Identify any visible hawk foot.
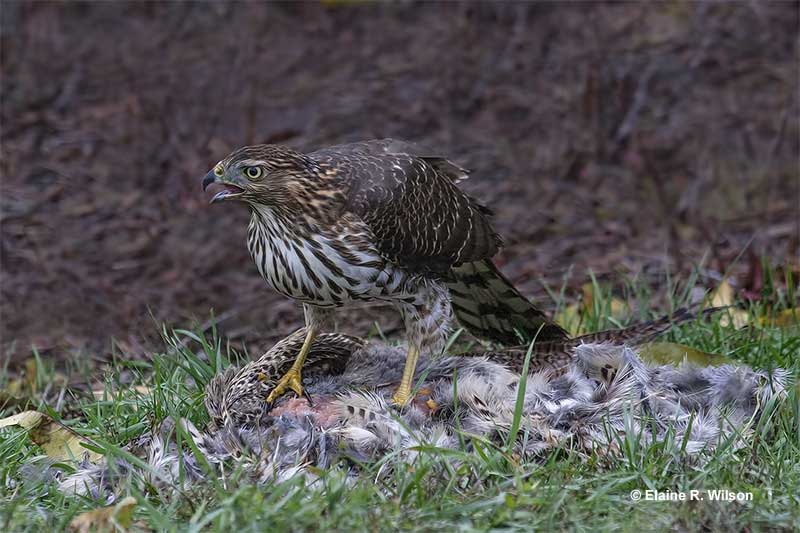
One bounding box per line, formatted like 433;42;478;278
266;368;305;403
390;386;413;407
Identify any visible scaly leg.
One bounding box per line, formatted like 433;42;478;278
391;344;420;406
266;325;318;402
266;305;335;403
391;283;453;407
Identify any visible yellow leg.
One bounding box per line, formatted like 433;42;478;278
266;327;317;403
391;344;421;406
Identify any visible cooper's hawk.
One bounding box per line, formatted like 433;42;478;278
202;139;566;406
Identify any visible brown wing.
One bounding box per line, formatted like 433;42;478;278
309;139;501;273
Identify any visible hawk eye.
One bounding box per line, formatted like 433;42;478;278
245;166;263;180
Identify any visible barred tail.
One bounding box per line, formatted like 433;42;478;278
446;259;567;345
567;306;726;346
465;307;727;374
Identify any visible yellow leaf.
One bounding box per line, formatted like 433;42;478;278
17;358;68;395
706;279;749;328
709;279;736;307
5;378;26;397
639;342;732;367
68;496;137;533
581;283;595;311
609;297;629;319
0;410;44;429
25;358;38;393
0;389;32;410
555;303;585;336
580;283;629;320
719;308;750;329
0;410;103;462
759;307;800;328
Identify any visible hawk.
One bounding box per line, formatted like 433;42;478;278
202;139;565;406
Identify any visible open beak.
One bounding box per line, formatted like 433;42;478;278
202;171;244;204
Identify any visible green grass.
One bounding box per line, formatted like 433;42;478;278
1;277;799;532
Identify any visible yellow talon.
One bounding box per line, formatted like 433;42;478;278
266;368;304;402
265;325;318;404
391;387;412;407
391;344;421;407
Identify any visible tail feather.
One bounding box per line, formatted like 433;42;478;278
446;259;567;345
470;306;727;374
567;306;726;347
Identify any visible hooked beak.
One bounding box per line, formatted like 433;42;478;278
202;170;245;204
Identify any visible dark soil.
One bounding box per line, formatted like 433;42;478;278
1;2;798;364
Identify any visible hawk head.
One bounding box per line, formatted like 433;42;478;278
202;144;315;205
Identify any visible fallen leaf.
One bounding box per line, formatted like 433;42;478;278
25;358;38;393
719;308;750;329
0;389;32;410
581;283;596;310
0;410;103;462
555;303;585;336
0;410;44;429
18;358;69;395
609;297;629;319
68;496;137;533
707;279;749;328
759;307;800;328
639;342;732;367
580;283;629;320
4;378;26;397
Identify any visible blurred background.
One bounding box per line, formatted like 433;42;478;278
1;2;798;364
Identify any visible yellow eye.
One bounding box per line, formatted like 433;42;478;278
214;165;224;177
245;166;263;180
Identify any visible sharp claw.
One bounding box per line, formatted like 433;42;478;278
266;370;305;403
301;388;315;407
391;390;412;408
265;388;281;403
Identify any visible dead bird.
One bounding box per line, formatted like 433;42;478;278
55;338;788;502
208;306;724;429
